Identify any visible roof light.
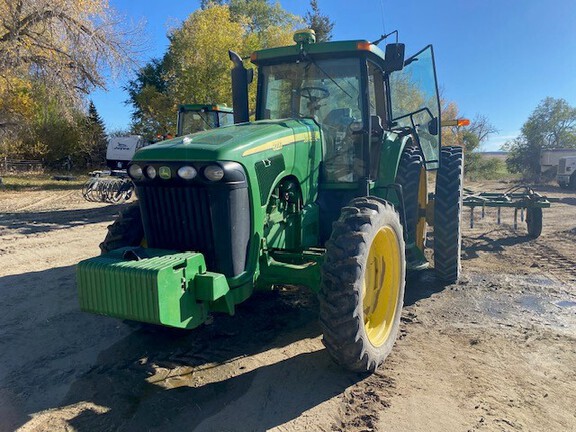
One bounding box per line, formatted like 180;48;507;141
357;41;372;51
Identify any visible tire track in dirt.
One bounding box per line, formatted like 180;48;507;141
526;240;576;283
0;190;75;213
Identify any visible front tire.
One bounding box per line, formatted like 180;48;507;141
319;197;405;372
433;146;464;283
100;203;144;254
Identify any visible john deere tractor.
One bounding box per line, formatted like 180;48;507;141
77;30;463;372
176;104;234;136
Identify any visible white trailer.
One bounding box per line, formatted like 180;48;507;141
540;149;576;174
106;135;145;170
557;156;576;189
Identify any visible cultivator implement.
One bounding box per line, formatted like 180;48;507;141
463;185;550;238
82;170;134;204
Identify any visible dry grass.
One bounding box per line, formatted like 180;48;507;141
0;173;88;192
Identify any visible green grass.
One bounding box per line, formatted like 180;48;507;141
465;157;520;182
0;173;88;192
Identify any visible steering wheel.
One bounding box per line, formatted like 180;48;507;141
297;86;330;102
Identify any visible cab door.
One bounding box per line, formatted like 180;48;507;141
388;45;441;169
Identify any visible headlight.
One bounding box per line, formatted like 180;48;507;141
177;165;197;180
128;164;143;179
146;165;157;179
204;164;224;181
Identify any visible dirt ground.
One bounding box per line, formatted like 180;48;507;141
0;180;574;432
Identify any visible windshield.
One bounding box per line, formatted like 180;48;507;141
259;58;366;182
177;111;218;136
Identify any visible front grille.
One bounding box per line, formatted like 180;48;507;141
135;181;251;278
137;185;217;269
559;158;567;174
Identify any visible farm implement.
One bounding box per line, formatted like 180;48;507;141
463;184;550;238
82;170;134;204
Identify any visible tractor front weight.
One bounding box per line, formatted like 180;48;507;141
77;247;234;329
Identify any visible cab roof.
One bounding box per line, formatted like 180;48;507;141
250;39;387;66
178;104;233;113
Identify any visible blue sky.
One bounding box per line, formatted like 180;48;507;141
91;0;576;151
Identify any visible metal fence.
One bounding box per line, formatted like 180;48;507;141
0;158;44;173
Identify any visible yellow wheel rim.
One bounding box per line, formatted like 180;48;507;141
416;166;428;251
363;226;401;347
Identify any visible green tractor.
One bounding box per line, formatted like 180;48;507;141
176;104;234;136
77;30;463;372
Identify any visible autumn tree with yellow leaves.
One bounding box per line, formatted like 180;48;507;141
128;1;301;139
0;0;138;167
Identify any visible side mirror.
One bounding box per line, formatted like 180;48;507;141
428;117;439;136
383;43;405;73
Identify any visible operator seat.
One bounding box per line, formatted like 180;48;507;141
321;108;352;155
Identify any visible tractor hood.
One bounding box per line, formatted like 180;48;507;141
133;119;320;162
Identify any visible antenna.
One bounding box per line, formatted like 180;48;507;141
379;0;386;35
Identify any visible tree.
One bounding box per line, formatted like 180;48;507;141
468;113;498;145
125;56;175;140
83;101;108;166
167;6;245;112
0;0;140;170
0;0;138;111
127;2;300;136
505;97;576;178
305;0;334;42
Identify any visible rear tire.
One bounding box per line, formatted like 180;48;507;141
100;203;144;254
526;207;543;239
433;146;464;283
395;146;427;256
319;197;405;372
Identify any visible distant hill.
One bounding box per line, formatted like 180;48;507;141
479;151;508;161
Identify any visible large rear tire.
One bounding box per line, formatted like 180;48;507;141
319;197;405;372
433;146;464;283
100;203;144;254
395;146;428;255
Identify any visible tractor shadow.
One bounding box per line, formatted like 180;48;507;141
404;269;447;306
60;288;360;431
64;348;359;432
0;204;125;235
12;284;367;431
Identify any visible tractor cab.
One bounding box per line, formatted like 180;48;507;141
243;30;442;183
242;29;443;243
176;104;234;136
